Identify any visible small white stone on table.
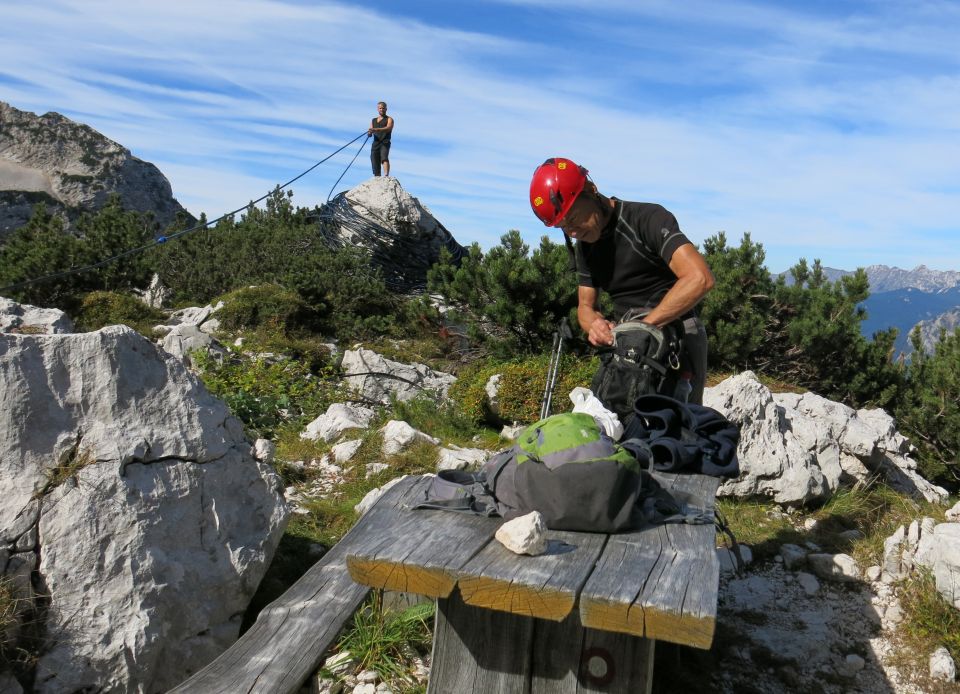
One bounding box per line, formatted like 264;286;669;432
495;511;548;556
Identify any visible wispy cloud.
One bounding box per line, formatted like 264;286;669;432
1;0;958;271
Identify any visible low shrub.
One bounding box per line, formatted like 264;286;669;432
192;349;343;439
215;284;312;333
73;291;166;334
448;354;597;426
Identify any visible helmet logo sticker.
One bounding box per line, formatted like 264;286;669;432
557;161;567;170
534;196;544;207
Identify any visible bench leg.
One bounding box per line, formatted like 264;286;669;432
428;589;654;694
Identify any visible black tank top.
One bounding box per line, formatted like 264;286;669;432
372;116;391;145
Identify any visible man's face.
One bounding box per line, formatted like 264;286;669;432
558;191;602;243
377;103;387;116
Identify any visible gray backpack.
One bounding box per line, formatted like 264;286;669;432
414;412;711;533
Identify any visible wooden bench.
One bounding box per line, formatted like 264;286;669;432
170;472;720;693
168;476;423;693
347;472;721;693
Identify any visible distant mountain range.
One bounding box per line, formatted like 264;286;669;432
780;265;960;354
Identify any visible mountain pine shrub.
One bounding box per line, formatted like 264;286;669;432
897;326;960;485
427;231;579;357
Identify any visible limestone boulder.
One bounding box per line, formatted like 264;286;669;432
916;523;960;611
0;326;287;692
301;403;376;443
703;371;827;505
704;371;947;506
341;348;455;405
0;296;73;334
317;176;465;291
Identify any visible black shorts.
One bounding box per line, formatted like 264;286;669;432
371;142;390;173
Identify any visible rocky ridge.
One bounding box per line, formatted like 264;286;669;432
913;307;960;354
0;101;194;238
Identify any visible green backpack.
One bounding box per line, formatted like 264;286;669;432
416;412;709;533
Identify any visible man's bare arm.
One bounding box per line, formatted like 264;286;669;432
641;243;715;327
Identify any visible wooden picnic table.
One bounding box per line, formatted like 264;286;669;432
346;472;721;694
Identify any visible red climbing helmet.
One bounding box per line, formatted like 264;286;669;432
529;157;588;227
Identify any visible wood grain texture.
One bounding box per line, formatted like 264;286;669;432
428;589;534;694
167;476;424;693
429;590;655;694
346;478;502;597
579;473;720;649
457;532;607;621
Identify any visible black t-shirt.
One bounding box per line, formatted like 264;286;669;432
576;199;691;319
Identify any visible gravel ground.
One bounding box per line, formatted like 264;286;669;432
652;557;958;694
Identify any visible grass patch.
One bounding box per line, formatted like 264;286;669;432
0;575;44;682
896;569;960;690
0;578;21;669
333;591;433;688
715;497;803;561
33;443;94;499
705;370;806;394
389;393;500;450
809;481;943;567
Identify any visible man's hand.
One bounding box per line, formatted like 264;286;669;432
587;317;616;346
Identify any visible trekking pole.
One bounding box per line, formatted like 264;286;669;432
540;318;572;419
540;332;560;420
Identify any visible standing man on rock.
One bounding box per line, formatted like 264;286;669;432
529;157;715;404
368;101;394;177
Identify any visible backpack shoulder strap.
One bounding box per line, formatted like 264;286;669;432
411;469;500;517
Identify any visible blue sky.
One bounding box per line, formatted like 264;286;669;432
2;0;958;273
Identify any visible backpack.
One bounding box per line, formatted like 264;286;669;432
590;319;683;426
414;412;710;533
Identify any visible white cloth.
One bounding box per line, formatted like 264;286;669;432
569;387;624;441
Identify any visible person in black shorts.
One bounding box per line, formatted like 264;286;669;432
529;157;715;404
368;101;394;176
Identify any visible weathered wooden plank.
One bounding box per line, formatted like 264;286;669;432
578;473;720;649
168;475;427;694
346;492;501;598
428;589;534;694
457;532;607;621
635;523;718;648
429;589;655;694
531;609;655;694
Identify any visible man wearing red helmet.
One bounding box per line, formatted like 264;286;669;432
529;157;715;404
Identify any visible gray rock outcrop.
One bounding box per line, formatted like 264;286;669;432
0;101;195;238
316;176;465;291
340;347;456;405
884;518;960;611
0;325;287;692
0;296;73;334
704;371;948;506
